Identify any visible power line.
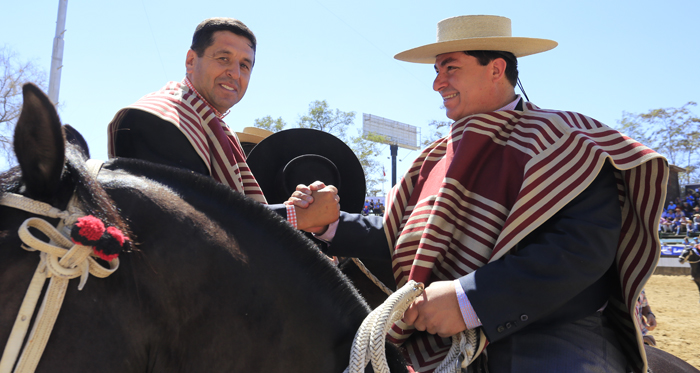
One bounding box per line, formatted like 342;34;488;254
140;0;168;81
313;0;425;88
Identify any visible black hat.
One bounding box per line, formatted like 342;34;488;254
246;128;366;213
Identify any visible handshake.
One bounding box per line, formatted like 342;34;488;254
285;181;340;234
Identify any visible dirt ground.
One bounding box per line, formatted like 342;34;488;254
644;274;700;368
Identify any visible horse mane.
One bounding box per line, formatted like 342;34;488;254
107;157;372;320
0;145;133;251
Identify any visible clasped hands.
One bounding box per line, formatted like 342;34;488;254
286;181;340;233
287;183;467;338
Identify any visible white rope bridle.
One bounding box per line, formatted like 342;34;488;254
344;280;479;373
0;160;119;373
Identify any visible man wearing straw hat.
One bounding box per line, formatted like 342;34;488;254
294;15;666;372
106;18;339;232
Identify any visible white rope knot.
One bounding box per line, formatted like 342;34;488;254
344;280;479;373
0;186;119;373
19;217;119;290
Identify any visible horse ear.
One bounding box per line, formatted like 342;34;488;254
13;83;66;200
63;124;91;159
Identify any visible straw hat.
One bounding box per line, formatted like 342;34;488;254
394;15;558;64
236;127;273;144
236;127;274;156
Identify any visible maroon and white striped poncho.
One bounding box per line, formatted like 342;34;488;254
107;80;266;203
384;102;667;373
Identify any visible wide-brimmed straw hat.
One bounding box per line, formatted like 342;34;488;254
236;127;274;156
395;15;557;64
236;127;273;144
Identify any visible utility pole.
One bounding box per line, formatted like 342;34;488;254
389;144;398;187
48;0;68;105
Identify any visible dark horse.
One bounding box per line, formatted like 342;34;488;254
679;245;700;301
0;84;407;372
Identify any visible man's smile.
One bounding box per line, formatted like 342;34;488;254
220;83;237;92
442;92;458;101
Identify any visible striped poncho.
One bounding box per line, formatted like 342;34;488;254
384;102;667;373
107;80;266;203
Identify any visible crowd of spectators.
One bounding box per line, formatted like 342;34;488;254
659;189;700;235
362;199;385;216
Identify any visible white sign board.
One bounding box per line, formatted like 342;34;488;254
362;113;420;150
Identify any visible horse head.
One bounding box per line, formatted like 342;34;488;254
679;246;700;264
1;84;407;373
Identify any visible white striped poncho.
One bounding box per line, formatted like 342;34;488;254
107;80;267;203
384;102;667;373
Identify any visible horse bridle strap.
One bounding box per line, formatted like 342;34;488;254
687;249;700;264
0;159;116;373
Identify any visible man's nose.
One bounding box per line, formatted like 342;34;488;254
433;73;446;92
226;63;241;79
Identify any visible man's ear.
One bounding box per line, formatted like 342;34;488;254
185;49;196;75
491;58;507;82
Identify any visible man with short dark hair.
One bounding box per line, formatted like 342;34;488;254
108;18;339;231
294;15;667;373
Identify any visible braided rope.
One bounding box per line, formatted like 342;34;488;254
0;193;82;225
0;160;117;373
350;258;393;296
0;216;119;373
344;280;478;373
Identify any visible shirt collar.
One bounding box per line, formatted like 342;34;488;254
496;95;521;112
183;77;231;119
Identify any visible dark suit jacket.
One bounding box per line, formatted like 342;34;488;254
110;108;288;218
325;161;621;345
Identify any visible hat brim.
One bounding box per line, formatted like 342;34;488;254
246;128;366;213
237;132;267;144
395;37;558;64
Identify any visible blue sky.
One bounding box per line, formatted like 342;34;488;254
2;0;699;195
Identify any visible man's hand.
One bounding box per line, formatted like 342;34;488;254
290;181;340;232
645;313;657;331
402;280;467;338
286;181;326;208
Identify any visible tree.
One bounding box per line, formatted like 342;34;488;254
617;102;700;184
253;115;286;132
296;100;386;196
1;46;48;161
298;100;353;140
351;131;387;196
422;119;452;146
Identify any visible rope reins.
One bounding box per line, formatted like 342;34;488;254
346;258;393;296
344;280;480;373
0;160;120;373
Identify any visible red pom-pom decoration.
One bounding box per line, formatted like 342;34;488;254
71;215;105;245
92;248;120;262
106;226;127;246
92;226;129;261
69;215;129;261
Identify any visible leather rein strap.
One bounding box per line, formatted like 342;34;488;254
0;160;118;373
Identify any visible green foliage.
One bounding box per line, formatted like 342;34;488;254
350;131;387;196
294;100;387;196
617;102;700;184
297;100;354;140
422;119;452;146
253;115;286;132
